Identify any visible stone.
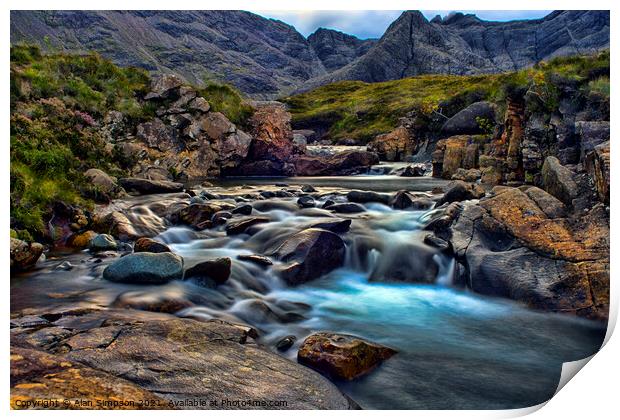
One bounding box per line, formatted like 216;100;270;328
66;230;98;249
389;190;415;209
118;178;184;195
136;118;178;152
585;141;610;204
175;203;223;229
307;218;352;233
276;335;296;352
324;203;366;213
93;211;140;241
237;254;273;266
367;126;416;161
248;104;295;162
112;290;192;314
347;190;390;204
451;168;481;182
10;238;44;271
144;74;184;100
232;204;253;215
297;332;397;381
294;150;379;176
436;181;485;205
301;184;317;193
184;257;232;286
297;196;316;208
217;130;252;168
524;186;566;219
541;156;578;205
88;234;117;251
188;96;210;113
400;165;426;177
103;252;184;284
226;217;270;235
441;101;496;135
423;234;451;252
274;228;346;285
84;168;118;194
134;237;171;253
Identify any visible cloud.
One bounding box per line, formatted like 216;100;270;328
252;10;552;39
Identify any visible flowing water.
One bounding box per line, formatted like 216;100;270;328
11;175;606;409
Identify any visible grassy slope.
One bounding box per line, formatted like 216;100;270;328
10;44;253;241
282;51;610;142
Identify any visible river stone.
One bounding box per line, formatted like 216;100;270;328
346;190;390;204
274;228;346;285
12;313;352;409
175;203;223;228
112;290;192;314
307;218;352;233
226;217;270;235
541;156;578;205
325;202;366;213
10;238;44;271
232;204;253;215
184;257;232;286
297;332;397;381
436;181;485;205
88;234;117;251
276;335;297;352
301;184;317;192
66;230;98;248
134;237;171;253
237;254;273;266
118;178;184;195
103;252;184;284
297;196;316;208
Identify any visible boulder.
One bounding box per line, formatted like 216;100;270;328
367;126;415;161
297;332;397;380
144;74;184;100
119;178;184;195
134;237;171;253
436;181;485;205
585;141;610;204
307;218;352;233
301;184;317;193
232;204;253;215
112;290;192;314
248;104;295;162
66;230;97;249
237;254;273;266
294;150;379;176
400;165;426;177
93;211;140;241
541;156;578;205
103;252;184;284
274;228;346;285
174;203;223;229
10;238;44;271
136;118;178;152
324;203;366;213
88;234;117;251
451;168;481;182
347;190;390;205
389;190;416;209
276;335;297;352
188;97;210;113
84;169;119;195
184;257;232;286
441;101;496;135
523;186;566;219
297;196;316;208
226;217;270;235
217;130;252;168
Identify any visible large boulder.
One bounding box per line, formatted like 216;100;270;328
134;237;171;253
432;135;481;179
347;190;390;205
10;238;44;271
136;118;178;152
367;126;416;161
273;228;346;285
541;156;578;205
174;203;224;229
144;74;184;100
293;150;379;176
84;169;119;195
103;252;184;284
226;217;270;235
184;257;232;286
585;141;610;204
10;313;354;409
248;104;295;162
436;181;485;205
441;101;496;135
119;178;184;195
217;130;252;169
298;332;397;380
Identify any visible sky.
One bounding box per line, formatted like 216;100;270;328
252;10;552;39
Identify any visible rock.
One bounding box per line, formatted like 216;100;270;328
66;230;98;248
226;217;270;235
307;218;352;233
84;168;119;195
248;104;295;162
118;178;184;195
184;257;232;286
585;140;610;204
436;181;485;205
325;203;366;213
144;74;184;100
297;332;397;381
112;290;192;313
136;118;178;152
10;238;44;271
103;252;184;284
294;150;379;176
88;234;117;251
217;130;252;168
523;186;566;219
188;96;210;113
237;254;273;266
134;237;171;253
451;168;481;182
401;165;426;177
276;335;296;352
441;101;496;135
423;234;451;252
274;228;346;285
93;211;139;241
301;184;317;193
10;346;168;409
432;135;479;179
541;156;578;205
322;199;336;208
346;190;390;204
10;313;353;409
174;203;223;228
575;120;610;158
297;196;316;208
389;190;415;209
54;261;74;271
367;126;415;161
232;204;253;215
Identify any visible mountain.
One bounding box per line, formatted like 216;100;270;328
10;10;328;98
307;28;376;71
11;10;610;98
301;10;610;90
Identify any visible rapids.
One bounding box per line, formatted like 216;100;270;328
10;175;606;409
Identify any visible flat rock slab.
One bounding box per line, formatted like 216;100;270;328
119;178;184;195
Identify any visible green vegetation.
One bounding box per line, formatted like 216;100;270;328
283;50;610;142
198;82;254;128
10;44;152;240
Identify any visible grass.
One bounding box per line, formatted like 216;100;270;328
198;82;255;128
282;50;610;142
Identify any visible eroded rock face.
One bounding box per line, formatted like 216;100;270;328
367;126;416;161
10;311;354;409
10;238;44;271
297;332;397;380
249;104;295;162
103;252;184;284
274;228;346;285
441;101;496;135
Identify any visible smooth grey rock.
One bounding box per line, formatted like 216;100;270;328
103;252;184;284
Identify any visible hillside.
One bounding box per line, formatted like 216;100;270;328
283;50;610;142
